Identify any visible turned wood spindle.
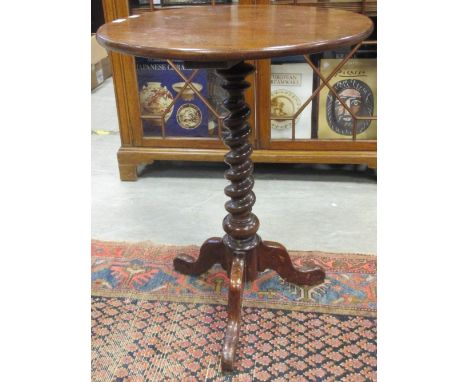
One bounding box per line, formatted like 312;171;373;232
217;62;260;254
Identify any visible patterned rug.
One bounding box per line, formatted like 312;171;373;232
92;240;377;381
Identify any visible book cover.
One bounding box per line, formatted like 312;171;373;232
270;63;313;140
136;57;220;138
318;59;377;140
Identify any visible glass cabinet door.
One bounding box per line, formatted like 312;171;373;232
267;47;377;144
122;0;376;148
316;54;377;141
270;56;315;140
125;0;247;147
136;58;228;139
264;3;377;148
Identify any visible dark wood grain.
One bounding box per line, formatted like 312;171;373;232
258;240;325;286
221;252;245;372
216;62;260;253
172;235;325;372
174;237;229;275
96;5;373;61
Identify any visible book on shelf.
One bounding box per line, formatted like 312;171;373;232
270;63;314;140
318;58;377;140
135;57;222;138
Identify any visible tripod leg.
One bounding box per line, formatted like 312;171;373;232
258;241;325;286
221;252;245;372
173;237;228;276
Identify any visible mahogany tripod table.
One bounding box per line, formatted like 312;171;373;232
97;5;373;373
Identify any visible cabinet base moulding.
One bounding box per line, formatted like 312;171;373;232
117;146;376;181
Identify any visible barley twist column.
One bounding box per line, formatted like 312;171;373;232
216;61;259;371
216;62;260;255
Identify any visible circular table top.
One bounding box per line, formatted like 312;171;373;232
97;5;373;62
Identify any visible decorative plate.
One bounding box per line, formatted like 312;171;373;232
176;103;202;130
270;89;302;130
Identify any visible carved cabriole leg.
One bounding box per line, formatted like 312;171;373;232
221;251;245;372
173;237;229;275
257;241;325;286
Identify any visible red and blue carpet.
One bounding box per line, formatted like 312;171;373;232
91;240;376;381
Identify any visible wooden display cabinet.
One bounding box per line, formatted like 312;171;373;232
101;0;377;181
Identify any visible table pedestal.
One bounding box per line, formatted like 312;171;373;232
174;61;325;372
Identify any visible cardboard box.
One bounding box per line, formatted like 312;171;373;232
91;34;112;90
